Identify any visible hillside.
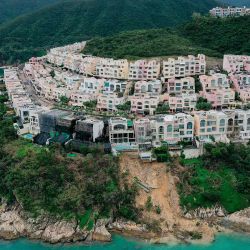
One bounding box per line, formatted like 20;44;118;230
84;15;250;59
219;0;250;7
0;0;60;24
0;0;217;64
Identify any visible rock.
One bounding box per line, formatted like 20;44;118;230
0;210;27;240
93;225;111;242
222;207;250;233
41;220;77;243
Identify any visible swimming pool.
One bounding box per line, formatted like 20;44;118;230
21;133;33;140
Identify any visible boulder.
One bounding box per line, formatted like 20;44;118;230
93;225;111;242
222;207;250;232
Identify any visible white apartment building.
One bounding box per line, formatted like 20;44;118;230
134;80;162;95
97;93;125;112
102;79;127;94
151;113;194;146
70;92;95;106
162;54;206;81
210;6;250;17
78;77;104;95
193;110;229;142
128;60;160;80
134;118;152;144
235;109;250;140
96;58;129;79
167;77;195;95
75;118;104;142
129;94;160;115
168;94;197;113
109;117;135;144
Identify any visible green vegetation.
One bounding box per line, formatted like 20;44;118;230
180;15;250;55
84;15;250;60
84;29;217;60
196;97;212;111
153;145;171;162
83;100;97;109
155;103;170;114
145;196;153;212
0;100;139;222
178;143;250;213
59;95;69;105
116;101;131;112
0;0;217;64
0;0;59;24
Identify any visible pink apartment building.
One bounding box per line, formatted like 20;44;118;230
231;72;250;102
128;60;160;80
199;74;235;108
223;55;250;73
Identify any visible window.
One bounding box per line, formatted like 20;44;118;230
200;120;206;127
167;125;172;133
220;119;225;126
187;122;193;130
159;126;164;134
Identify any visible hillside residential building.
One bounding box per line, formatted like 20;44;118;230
168;94;197;112
97;93;125;112
230;72;250;102
134;80;162;95
129;94;160;115
109;117;135;144
128;60;160;80
193;110;229;142
210;6;250;17
167;77;195;95
151;113;194;146
223;55;250;73
162;54;206;81
134;118;152;145
78;77;104;96
79;56;100;76
235;109;250;140
70;92;95;106
102;79;127;94
75;118;104;142
96;58;129;79
199;74;235;108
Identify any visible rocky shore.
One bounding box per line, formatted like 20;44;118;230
0;203;249;244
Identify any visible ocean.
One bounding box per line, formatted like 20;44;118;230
0;234;249;250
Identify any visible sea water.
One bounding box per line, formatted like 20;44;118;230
0;234;249;250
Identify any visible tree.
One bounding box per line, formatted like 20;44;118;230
116;101;131;111
196;97;212;111
50;69;55;78
155;103;170;114
59;96;69;105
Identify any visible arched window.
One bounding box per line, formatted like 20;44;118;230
200;120;206;127
220;119;225;126
159;126;164;134
167;125;172;133
187;122;193;130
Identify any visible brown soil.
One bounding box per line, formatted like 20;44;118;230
119;152;218;243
